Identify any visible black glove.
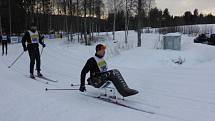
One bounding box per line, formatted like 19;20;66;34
23;47;27;52
41;36;45;40
79;85;86;92
42;44;46;48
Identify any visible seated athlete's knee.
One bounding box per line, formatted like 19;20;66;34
111;69;120;75
87;77;106;88
112;69;119;72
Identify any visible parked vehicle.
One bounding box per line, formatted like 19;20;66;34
194;34;208;43
208;34;215;45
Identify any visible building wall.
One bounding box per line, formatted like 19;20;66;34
163;36;181;50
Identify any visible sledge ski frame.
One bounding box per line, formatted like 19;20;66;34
97;81;123;101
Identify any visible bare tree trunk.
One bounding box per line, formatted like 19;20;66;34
124;0;128;44
84;0;88;45
92;0;95;42
24;2;28;30
137;0;142;47
9;0;12;36
113;0;116;41
80;18;83;40
76;0;80;42
96;0;101;36
69;0;74;42
127;0;134;34
89;1;92;43
49;14;52;33
66;17;69;41
63;0;69;41
147;1;151;32
36;1;40;29
0;16;2;34
49;0;54;33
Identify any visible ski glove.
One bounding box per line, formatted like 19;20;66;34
23;47;27;52
42;44;46;48
79;86;86;92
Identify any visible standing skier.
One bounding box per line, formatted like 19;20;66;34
0;32;10;56
22;22;46;79
80;44;138;97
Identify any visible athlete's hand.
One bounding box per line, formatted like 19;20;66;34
79;86;86;92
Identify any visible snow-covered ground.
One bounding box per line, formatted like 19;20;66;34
0;31;215;121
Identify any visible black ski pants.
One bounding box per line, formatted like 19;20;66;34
27;46;41;74
2;41;7;55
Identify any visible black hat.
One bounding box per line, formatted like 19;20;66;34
96;44;106;52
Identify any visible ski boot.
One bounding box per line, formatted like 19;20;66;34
30;73;35;79
37;72;43;77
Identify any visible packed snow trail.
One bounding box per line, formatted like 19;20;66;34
0;33;215;121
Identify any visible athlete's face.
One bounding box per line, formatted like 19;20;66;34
30;26;37;32
97;48;106;57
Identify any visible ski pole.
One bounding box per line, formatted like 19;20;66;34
71;83;81;86
45;88;79;91
40;46;44;56
8;51;25;68
40;38;45;56
71;83;90;87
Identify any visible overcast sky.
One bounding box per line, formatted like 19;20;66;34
156;0;215;16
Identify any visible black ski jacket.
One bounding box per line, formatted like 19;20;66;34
80;54;103;86
22;31;44;50
0;35;10;42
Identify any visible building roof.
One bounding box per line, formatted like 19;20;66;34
164;32;182;37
